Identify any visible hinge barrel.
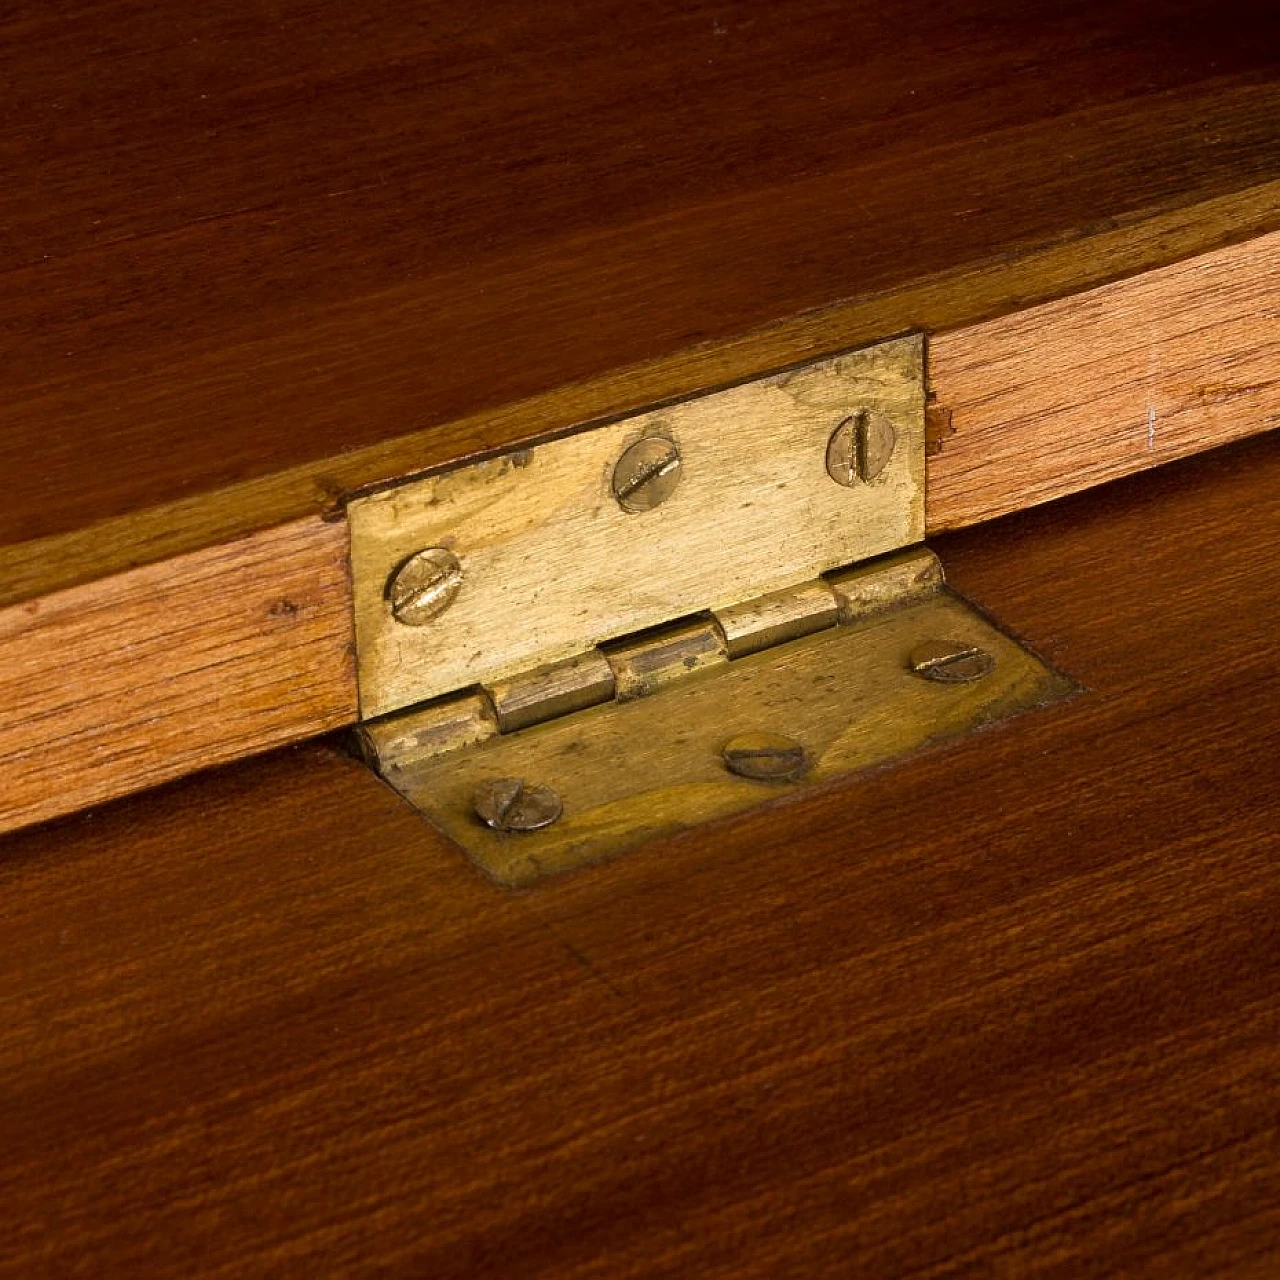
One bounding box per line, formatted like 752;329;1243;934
359;547;946;771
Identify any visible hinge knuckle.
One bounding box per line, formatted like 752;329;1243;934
604;618;728;702
827;547;945;623
713;581;839;660
484;651;615;733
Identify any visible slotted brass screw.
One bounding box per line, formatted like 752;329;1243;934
612;436;682;512
472;778;563;832
909;639;996;684
386;547;463;625
826;410;898;486
722;732;809;782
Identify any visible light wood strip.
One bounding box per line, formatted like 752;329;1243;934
0;520;355;834
927;228;1280;529
5;228;1280;833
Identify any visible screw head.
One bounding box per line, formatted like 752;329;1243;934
909;639;996;684
612;436;682;512
386;547;463;626
826;410;897;487
722;732;809;782
472;778;563;833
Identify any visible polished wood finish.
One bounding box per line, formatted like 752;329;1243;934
929;226;1280;529
4;432;1279;1276
7;179;1280;610
0;520;354;834
9;223;1280;833
3;0;1280;588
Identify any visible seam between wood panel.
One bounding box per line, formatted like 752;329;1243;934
4;178;1280;610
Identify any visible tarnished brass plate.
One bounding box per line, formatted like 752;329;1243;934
381;591;1074;887
349;337;924;719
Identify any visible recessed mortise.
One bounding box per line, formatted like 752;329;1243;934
371;579;1074;887
612;436;683;512
386;547;463;625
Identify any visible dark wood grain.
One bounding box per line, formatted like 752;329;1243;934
3;0;1280;561
3;431;1280;1276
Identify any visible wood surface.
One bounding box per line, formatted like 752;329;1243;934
928;226;1280;528
7;225;1280;835
0;520;355;834
4;0;1280;602
3;431;1279;1277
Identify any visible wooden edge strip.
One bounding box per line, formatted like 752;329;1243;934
0;519;355;835
927;228;1280;529
3;222;1280;835
5;177;1280;609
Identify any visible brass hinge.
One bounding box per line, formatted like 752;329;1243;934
348;336;1073;885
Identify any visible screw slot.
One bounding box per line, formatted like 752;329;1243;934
826;410;897;487
909;639;995;684
472;778;563;833
612;436;682;512
386;547;463;626
722;732;809;782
